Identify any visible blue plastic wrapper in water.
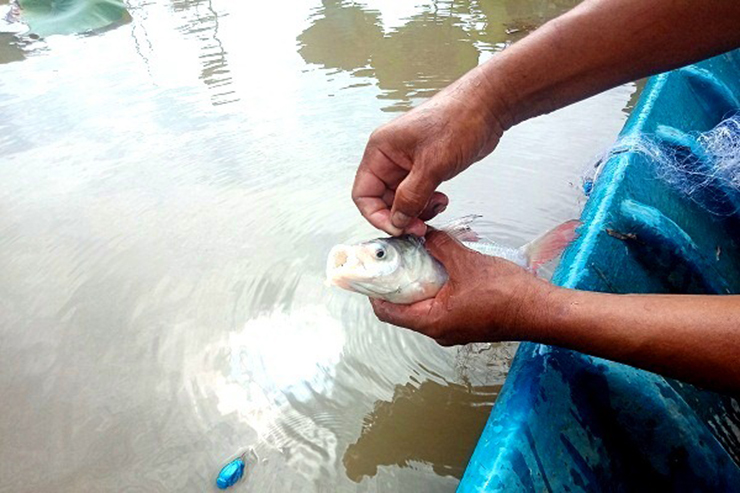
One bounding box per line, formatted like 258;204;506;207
216;457;245;489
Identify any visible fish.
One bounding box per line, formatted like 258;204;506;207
325;216;580;304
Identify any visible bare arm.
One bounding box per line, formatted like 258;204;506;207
353;0;740;236
479;0;740;128
540;289;740;393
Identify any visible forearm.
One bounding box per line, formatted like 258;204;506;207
469;0;740;129
535;288;740;393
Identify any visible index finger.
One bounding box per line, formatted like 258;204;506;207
351;168;402;235
352;141;411;230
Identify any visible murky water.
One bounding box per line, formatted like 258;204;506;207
0;0;636;491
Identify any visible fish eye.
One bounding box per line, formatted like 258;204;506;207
375;248;386;259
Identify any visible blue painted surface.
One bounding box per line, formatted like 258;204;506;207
216;457;245;489
458;49;740;492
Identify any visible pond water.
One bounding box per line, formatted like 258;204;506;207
0;0;636;491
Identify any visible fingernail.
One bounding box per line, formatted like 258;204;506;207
433;203;447;215
392;211;410;228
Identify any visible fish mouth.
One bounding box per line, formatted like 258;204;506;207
326;245;367;289
332;249;349;269
326;246;398;298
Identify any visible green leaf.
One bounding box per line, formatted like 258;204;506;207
18;0;130;37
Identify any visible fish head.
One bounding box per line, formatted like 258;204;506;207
326;235;447;304
326;238;403;292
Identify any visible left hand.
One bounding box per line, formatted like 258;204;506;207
370;229;554;346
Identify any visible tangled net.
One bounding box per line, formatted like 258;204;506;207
584;113;740;216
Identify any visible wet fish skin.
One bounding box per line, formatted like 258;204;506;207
462;239;528;267
326;218;579;304
326;234;448;304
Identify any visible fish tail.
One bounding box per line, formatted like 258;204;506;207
520;220;581;272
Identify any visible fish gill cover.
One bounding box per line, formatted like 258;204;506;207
16;0;130;37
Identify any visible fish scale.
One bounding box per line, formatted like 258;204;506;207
327;217;579;304
463;240;529;267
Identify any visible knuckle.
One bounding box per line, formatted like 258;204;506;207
370;300;387;319
376;311;392;324
425;166;445;185
436;337;455;347
397;185;426;210
369;126;389;145
376;310;390;323
351;190;362;205
434;232;454;247
427;231;454;252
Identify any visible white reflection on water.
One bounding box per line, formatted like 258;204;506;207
224;305;345;410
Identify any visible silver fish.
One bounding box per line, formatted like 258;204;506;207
326;216;580;304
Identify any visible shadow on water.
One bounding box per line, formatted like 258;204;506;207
297;0;579;111
343;380;500;481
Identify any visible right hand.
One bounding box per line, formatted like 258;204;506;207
352;77;506;236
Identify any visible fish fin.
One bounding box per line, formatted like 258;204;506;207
438;215;482;242
521;220;581;271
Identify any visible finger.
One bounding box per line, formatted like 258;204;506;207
390;168;441;231
381;188;395;207
403;218;427;237
370;298;436;335
404;192;449;236
424;229;472;264
418;192;449;221
380;187;426;237
352;169;403;235
353;197;403;236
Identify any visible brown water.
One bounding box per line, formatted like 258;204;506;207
0;0;636;491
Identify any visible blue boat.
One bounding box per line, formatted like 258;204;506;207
458;49;740;491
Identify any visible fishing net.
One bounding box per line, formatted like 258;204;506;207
583;113;740;216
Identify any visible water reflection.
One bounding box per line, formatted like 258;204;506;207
1;0;130;37
297;1;383;73
170;0;236;105
298;0;579;111
224;306;344;404
126;0;236;105
0;1;35;64
0;32;25;63
344;380;498;481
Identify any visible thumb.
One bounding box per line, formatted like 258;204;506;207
424;229;471;265
390;169;440;230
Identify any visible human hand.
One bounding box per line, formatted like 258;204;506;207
352;76;506;236
370;229;554;346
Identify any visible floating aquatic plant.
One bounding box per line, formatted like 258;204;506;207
16;0;130;37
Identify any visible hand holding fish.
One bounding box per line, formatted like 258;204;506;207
351;76;506;237
345;0;740;393
369;230;551;346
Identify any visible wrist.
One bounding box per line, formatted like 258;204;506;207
467;61;517;133
512;281;574;343
431;66;512;151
